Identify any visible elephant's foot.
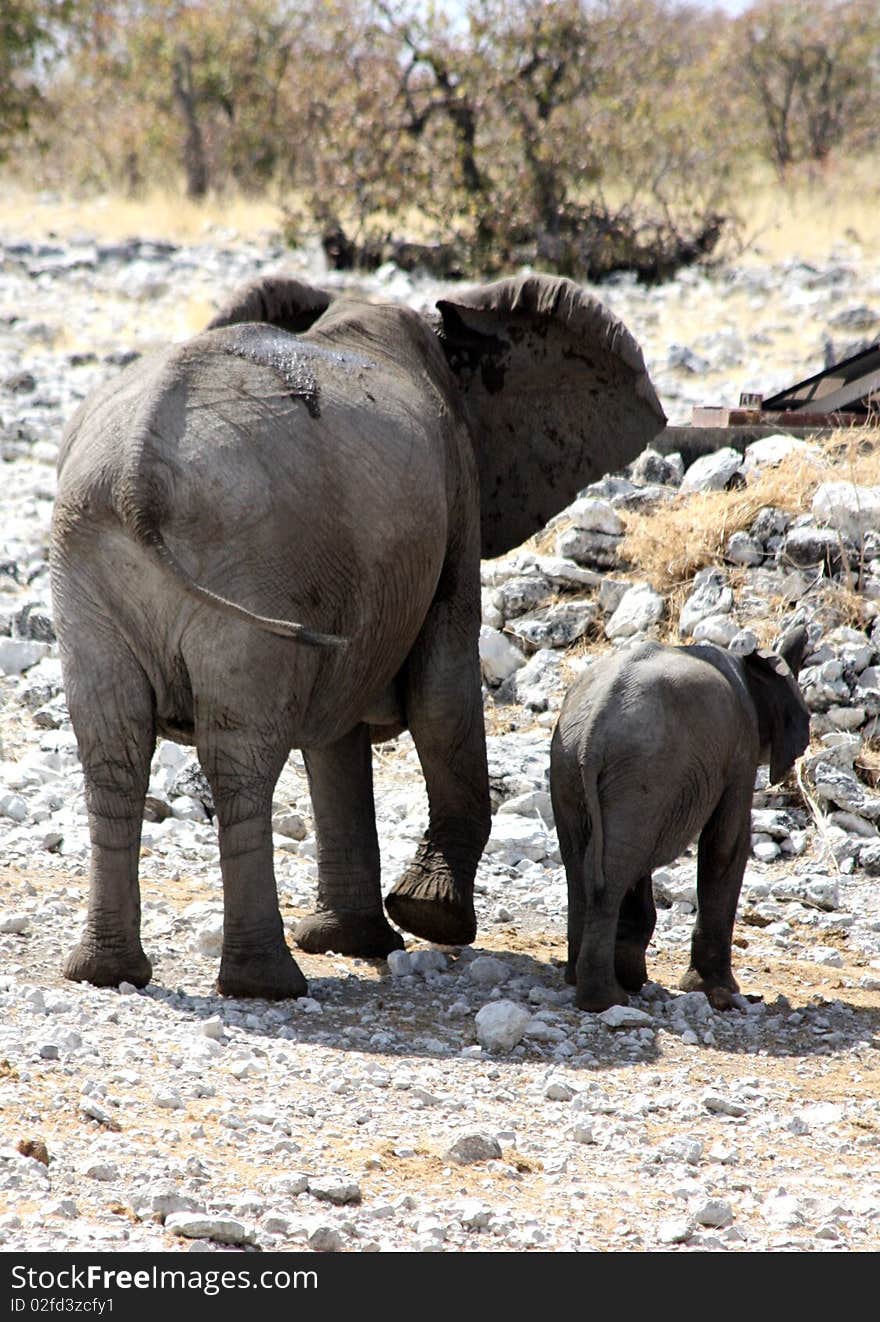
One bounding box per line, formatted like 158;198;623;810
566;959;629;1012
293;909;404;957
615;940;649;993
64;936;152;989
679;966;739;1011
385;852;476;947
576;981;630;1013
217;943;307;1000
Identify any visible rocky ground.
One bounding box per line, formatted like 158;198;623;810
0;222;879;1254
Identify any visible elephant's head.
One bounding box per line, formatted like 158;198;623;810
742;625;811;783
434;274;666;556
206;271;666;558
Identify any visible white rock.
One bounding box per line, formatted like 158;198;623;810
743;434;820;474
456;1199;493;1228
813;481;880;542
657;1135;704;1165
679;569;733;637
680;448;742;493
170;795;206;821
466;955;510;986
387;949;413;977
154;1089;186;1110
445;1131;503;1164
485;813;549;864
702;1093;747;1117
193;916;224;958
0;639;50;675
308;1176;361;1205
605;583;664;639
598;1004;653;1028
164;1212;252;1244
0;912;30;934
0;792;28;823
544;1080;576;1102
82;1161;120;1182
304;1221;343;1252
725;531;763;566
197;1015;226;1041
271;811;307;840
474;1000;532;1052
570;1123;596;1144
694;1198;734;1228
410;949;447;975
657;1216;693;1244
770;875;840;911
563;497;625;535
692;614;740;646
498;789;554;823
479;626;526;682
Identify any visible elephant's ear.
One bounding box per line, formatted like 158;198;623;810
774;623;810;679
206;276;334;334
435;274;666;558
743;649;811;784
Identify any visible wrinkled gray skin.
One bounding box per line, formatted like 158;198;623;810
550;628;810;1012
51;271;665;1000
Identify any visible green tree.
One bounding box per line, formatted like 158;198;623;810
737;0;880;176
0;0;72;160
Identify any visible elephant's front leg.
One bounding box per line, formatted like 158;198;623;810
385;598;491;946
293;724;404;956
199;728;307;1000
680;780;752;1010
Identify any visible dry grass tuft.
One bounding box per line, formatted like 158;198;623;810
855;740;880;791
619;429;880;599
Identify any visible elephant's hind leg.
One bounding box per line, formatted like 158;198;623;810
680;781;751;1010
615;874;656;993
385;587;490;946
575;875;629;1013
63;640;154;990
198;724;307;1000
293;724;404;956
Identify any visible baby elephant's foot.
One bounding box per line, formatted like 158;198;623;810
679;966;739;1011
64;936;152;989
385;852;476;946
217;942;308;1000
615;940;649;993
293;910;404;957
575;980;630;1013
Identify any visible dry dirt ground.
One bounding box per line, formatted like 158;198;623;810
2;848;879;1253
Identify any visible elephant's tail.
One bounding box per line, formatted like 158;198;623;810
582;766;606;898
132;521;347;649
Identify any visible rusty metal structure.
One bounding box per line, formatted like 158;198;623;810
692;340;880;429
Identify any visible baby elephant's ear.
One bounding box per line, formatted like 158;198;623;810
743;649;811;784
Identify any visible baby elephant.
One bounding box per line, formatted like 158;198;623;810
550;628;810;1012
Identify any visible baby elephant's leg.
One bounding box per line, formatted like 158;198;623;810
575;875;628;1012
615;874;656;992
681;781;752;1009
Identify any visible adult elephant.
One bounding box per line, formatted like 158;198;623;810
51;272;665;999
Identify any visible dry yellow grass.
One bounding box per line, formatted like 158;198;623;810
3;156;880;263
728;159;880;266
619;429;880;599
0;183;284;244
